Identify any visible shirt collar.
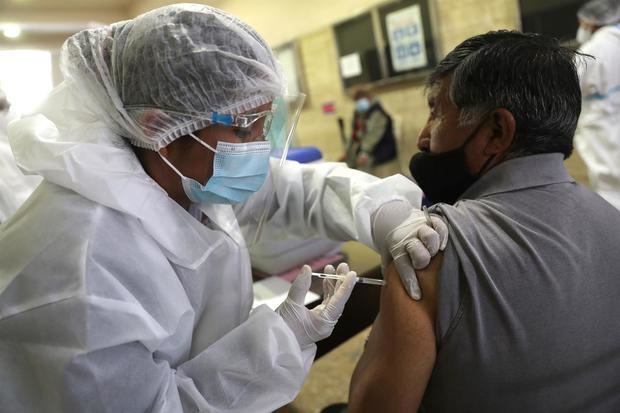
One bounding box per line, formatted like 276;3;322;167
459;153;574;200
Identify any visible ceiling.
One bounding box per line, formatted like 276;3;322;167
0;0;151;40
0;0;134;11
0;0;230;46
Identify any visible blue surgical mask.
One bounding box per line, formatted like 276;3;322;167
160;133;271;205
355;98;371;113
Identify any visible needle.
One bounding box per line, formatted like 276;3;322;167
311;272;385;286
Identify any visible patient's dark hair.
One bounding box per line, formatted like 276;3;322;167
428;30;584;159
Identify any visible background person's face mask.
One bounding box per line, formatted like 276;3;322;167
576;26;593;44
355;98;371;113
160;133;271;205
409;119;493;205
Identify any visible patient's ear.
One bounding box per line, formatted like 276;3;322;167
483;108;515;157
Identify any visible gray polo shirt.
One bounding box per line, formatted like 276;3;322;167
421;153;620;412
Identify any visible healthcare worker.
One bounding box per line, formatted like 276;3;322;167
0;4;445;413
0;90;41;223
574;0;620;209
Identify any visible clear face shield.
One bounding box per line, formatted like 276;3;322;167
235;93;306;246
266;94;306;163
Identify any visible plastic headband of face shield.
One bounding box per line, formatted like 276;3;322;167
209;108;274;140
198;94;306;163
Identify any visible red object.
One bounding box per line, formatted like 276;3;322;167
321;102;335;114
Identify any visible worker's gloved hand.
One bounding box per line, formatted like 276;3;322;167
276;263;356;349
372;201;448;300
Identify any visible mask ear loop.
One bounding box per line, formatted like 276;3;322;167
476;154;496;177
158;152;185;178
189;132;218;153
158;132;218;179
461;114;496;177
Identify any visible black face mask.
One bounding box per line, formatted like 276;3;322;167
409;125;494;205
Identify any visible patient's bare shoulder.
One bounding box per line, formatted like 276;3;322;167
348;253;443;413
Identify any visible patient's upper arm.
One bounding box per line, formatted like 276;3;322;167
348;253;443;413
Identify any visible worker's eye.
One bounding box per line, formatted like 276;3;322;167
233;126;253;140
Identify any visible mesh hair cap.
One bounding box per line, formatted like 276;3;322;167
578;0;620;26
61;3;284;150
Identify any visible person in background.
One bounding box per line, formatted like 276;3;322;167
0;89;41;223
340;88;399;178
349;30;620;412
574;0;620;209
0;90;12;132
0;4;446;412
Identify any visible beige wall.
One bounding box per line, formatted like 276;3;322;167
131;0;396;46
294;0;521;170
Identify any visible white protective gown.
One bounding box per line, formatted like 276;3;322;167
0;83;421;413
0;112;41;223
575;24;620;210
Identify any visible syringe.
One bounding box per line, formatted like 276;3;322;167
311;272;385;286
310;208;432;288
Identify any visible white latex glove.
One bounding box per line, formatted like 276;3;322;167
276;263;356;349
372;201;449;300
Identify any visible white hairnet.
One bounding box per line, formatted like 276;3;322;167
578;0;620;25
61;3;284;150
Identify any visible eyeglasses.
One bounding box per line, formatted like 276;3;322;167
209;107;274;140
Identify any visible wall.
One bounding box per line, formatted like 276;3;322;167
294;0;522;171
131;0;396;46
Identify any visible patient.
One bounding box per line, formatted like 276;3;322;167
349;30;620;412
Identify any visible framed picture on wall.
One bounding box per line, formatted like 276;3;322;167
333;0;437;89
379;0;437;78
334;12;383;88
